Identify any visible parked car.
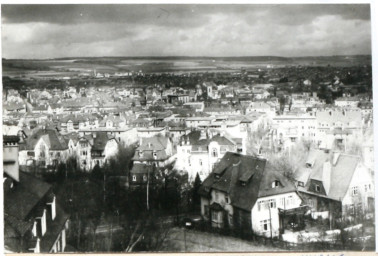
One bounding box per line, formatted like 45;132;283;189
182;214;203;229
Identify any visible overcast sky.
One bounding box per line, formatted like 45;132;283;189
1;4;372;59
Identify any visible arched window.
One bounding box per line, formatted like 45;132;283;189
132;175;137;182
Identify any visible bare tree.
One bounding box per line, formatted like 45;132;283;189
246;124;270;156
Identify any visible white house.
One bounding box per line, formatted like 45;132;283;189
175;130;238;181
19;128;69;168
295;149;375;220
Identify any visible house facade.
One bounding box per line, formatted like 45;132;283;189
199;152;304;238
176;130;238;181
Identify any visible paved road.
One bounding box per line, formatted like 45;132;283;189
160;227;281;252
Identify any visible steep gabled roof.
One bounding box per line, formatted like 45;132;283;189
23;128;68;151
327;154;360;201
199;152;268;211
4;172;51;224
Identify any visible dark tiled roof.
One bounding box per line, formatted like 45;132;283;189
23;128;68;150
91;132;115;151
200;152;297;211
130;163;153;174
4;172;52;222
40;204;69;252
3;135;20;144
199;152;266;211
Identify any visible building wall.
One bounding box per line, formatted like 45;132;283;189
342;163;374;214
251;192;301;238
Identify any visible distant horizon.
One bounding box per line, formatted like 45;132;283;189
2;54;372;61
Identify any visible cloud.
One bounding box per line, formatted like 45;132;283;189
1;4;372;58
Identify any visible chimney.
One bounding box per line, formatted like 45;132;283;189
3;137;20;182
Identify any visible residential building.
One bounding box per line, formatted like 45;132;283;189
19;128;69;168
4;135;69;253
176;130;238;181
295;149;375;220
132;136;174;168
199;152;304;238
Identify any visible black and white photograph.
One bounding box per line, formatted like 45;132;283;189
1;2;376;253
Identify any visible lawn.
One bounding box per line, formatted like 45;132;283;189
160;227;282;252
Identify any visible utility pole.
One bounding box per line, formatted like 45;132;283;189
269;206;273;239
147;167;149;211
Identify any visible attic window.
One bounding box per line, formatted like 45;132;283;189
272;180;280;188
298;181;304;187
315;185;321;192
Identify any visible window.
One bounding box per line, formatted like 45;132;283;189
225;196;229;204
47;196;56;220
132;175;137;182
143;175;147;181
272;180;280;188
199;159;203;166
260;219;270;231
41;209;47;236
279;197;285;207
269;199;276;209
258;200;267;211
27;151;35;157
212;211;218;222
298;181;304;187
352;186;358;196
32;221;37;237
287;196;294;206
212;148;218;157
228;214;233;226
315;184;321;192
214;191;219;201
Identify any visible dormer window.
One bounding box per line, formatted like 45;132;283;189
47;196;56;220
215;174;220;179
153;151;157;158
241;181;246;186
32;220;37;237
298;181;304;187
272;180;280;188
